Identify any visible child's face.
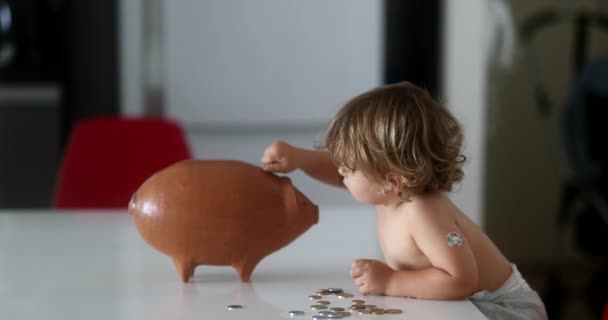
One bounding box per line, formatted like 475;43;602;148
338;166;387;205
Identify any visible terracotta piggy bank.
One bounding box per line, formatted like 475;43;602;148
128;159;318;282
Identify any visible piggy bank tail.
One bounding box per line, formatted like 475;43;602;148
128;192;137;213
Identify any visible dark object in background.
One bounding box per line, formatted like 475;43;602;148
563;64;608;259
520;9;608;319
0;0;119;147
384;0;442;96
567;87;608;319
0;0;120;208
0;0;67;83
61;1;120;148
0;0;68;208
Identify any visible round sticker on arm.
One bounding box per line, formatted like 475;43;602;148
447;232;463;247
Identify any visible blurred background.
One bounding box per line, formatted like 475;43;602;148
1;0;607;319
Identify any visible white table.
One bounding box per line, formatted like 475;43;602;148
0;207;486;320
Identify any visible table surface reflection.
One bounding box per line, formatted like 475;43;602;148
0;208;486;320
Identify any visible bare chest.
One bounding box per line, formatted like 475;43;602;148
376;212;430;270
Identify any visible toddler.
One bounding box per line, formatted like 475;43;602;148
261;81;547;320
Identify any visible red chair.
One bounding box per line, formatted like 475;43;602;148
53;116;192;209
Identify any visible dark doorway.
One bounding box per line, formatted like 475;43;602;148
384;0;443;96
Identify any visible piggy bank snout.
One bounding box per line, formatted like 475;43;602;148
294;188;319;225
309;203;319;225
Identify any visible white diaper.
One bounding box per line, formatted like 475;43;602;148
469;264;548;320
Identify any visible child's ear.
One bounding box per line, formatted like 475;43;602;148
385;174;406;192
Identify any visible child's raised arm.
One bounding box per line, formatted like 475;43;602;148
261;141;344;188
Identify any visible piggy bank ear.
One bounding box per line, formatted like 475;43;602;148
280;177;297;211
281;178;314;212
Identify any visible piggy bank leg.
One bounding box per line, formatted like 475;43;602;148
234;256;262;282
172;257;196;283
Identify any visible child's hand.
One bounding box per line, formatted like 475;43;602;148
261;141;299;173
350;259;394;295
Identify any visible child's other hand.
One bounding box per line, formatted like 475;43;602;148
350;259;394;295
261;141;298;173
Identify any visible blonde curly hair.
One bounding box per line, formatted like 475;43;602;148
323;81;466;200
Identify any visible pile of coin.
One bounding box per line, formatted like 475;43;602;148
287;288;403;319
228;287;404;318
347;302;403;316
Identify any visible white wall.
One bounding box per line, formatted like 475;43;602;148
121;0;382;128
119;0;144;116
442;0;488;226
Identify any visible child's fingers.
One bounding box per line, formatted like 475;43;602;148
352;259;369;269
262;162;276;171
358;284;370;295
353;276;365;287
261;152;278;165
262;162;285;172
351;258;370;278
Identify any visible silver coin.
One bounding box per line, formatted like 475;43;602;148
317;300;330;305
371;308;385;315
336;293;354;299
227;305;243;310
288;310;305;317
324;313;343;319
309;295;322;300
318;311;335;316
330;307;345;312
328;288;343;293
351;299;365;304
311;304;328;310
385;309;403;314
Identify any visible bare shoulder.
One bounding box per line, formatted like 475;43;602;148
403;193;457;225
404;193;513;292
403;193;470;254
405;193;489;245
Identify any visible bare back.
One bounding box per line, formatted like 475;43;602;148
376;193;512;293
